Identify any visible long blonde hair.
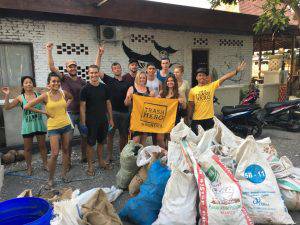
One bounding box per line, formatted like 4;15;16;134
134;71;147;86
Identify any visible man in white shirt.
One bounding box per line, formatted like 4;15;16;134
146;63;162;96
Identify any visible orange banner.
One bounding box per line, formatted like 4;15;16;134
130;94;178;133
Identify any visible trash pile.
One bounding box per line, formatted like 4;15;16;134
1;149;25;164
3;186;123;225
119;117;299;225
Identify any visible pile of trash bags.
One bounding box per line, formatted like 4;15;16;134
119;117;300;225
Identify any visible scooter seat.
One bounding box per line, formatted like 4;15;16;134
264;99;300;110
221;105;259;115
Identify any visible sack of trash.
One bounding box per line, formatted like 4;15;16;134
235;136;294;224
136;145;161;167
170;119;204;144
129;150;161;196
213;117;243;150
116;141;143;189
0;158;4;192
153;167;197;225
181;139;253;225
81;189;122;225
268;156;300;211
119;160;171;225
167;141;190;171
128;166;148;197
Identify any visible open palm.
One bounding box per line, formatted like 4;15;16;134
1;87;10;95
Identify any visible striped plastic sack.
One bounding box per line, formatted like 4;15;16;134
180;139;253;225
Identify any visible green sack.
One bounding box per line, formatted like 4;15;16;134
116;141;143;189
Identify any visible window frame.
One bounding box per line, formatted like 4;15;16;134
0;41;35;82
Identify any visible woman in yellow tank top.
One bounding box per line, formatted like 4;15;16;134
25;72;73;189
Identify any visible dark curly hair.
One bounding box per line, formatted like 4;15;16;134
47;72;61;84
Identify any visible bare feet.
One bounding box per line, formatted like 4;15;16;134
45;180;53;190
43;164;49;172
99;160;112;170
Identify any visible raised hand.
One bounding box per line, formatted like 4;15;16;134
236;60;246;73
1;87;10;96
98;45;104;56
46;42;54;51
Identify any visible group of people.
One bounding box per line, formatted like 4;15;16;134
1;42;245;188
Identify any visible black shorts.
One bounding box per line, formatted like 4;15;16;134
86;121;108;146
112;111;129;136
22;131;47;138
191;118;214;135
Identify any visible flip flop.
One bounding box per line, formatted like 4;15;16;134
86;169;95;176
61;176;71;183
105;159;113;165
100;163;112;170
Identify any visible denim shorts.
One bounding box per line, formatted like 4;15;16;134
48;124;72;137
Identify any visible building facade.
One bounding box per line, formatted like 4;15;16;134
0;0;256;147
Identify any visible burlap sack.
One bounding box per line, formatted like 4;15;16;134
81;189;122;225
128;166;148;196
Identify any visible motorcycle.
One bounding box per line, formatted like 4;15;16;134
256;99;300;132
214;97;262;138
240;86;260;105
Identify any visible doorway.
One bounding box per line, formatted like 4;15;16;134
192;50;209;87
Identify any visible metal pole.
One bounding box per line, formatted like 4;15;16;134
258;36;262;79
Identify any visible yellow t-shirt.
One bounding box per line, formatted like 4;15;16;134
188;80;220;120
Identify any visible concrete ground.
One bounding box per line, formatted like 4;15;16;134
0;128;299;224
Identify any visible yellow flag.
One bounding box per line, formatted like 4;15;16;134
130;94;179;133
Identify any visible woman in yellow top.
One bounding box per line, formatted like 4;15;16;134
25;72;73;189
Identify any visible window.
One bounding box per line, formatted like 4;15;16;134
0;43;34;86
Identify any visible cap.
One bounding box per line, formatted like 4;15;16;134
65;60;77;67
196;68;208;75
128;58;138;64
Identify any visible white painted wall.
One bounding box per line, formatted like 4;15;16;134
0;17;253;146
0;17;253;86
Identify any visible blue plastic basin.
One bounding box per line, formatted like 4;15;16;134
0;197;52;225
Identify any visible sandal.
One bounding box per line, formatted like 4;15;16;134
87;169;95;176
99;162;112;170
61;175;71;183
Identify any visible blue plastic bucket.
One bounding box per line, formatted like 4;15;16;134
0;197;52;225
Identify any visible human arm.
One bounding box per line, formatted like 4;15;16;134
149;90;155;97
45;42;61;78
80;101;86;125
124;86;133;106
95;45;104;69
188;101;195;122
63;90;73;108
24;93;46;110
219;60;246;85
178;94;187;110
2;87;20;110
159;81;163;94
187;89;195;122
106;100;114;128
185;81;190;101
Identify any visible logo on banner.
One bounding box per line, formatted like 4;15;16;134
140;102;167;128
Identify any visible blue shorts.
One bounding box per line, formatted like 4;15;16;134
48;125;72;137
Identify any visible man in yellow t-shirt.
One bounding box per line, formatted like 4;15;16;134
188;61;246;134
